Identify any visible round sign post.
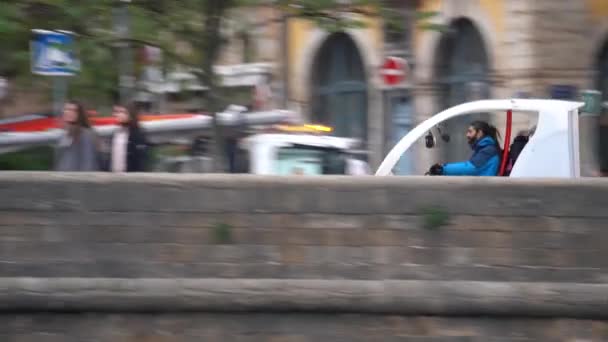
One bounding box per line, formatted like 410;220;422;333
380;57;407;86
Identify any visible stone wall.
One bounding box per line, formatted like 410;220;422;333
1;173;607;282
2;313;608;341
1;172;608;341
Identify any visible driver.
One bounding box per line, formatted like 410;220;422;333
428;120;501;176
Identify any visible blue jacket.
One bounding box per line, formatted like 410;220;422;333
443;136;500;176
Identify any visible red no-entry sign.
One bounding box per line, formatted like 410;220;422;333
380;57;408;86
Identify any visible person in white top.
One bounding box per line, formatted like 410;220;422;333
110;104;149;172
111;126;129;172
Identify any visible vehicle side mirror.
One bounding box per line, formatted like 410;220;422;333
425;132;436;148
436;126;450;143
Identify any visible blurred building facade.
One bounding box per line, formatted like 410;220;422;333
271;0;608;173
412;0;608;174
3;1;607;174
282;2;414;171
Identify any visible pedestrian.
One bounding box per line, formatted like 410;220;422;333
54;100;101;171
109;103;149;172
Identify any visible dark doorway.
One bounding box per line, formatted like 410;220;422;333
311;33;368;143
435;18;491;161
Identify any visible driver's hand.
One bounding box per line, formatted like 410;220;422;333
428;163;444;176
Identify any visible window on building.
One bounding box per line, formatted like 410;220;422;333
382;3;413;58
311;32;368;142
239;31;255;63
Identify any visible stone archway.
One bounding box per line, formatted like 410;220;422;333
434;18;491;161
310;32;368;142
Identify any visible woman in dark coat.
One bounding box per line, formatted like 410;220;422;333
110;103;149;172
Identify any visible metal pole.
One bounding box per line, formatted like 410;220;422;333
580;90;602;177
281;15;289;109
115;0;133;105
53;76;67;117
0;77;7;116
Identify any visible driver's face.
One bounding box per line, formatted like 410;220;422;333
466;127;481;145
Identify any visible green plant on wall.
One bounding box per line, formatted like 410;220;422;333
213;222;234;244
420;206;450;230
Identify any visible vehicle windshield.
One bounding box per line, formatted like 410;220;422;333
274;146;347;175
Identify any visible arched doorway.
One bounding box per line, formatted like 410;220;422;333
311;33;368;143
435;18;491;161
597;39;608;174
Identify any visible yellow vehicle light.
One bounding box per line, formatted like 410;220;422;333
304;124;332;132
273;124;333;133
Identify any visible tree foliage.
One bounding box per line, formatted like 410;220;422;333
0;0;120;106
0;0;384;108
3;0;443;170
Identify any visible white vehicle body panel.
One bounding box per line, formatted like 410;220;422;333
241;133;359;175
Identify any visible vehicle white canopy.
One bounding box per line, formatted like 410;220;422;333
376;99;585;178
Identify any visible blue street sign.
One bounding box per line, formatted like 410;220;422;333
549;85;577;100
31;30;80;76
